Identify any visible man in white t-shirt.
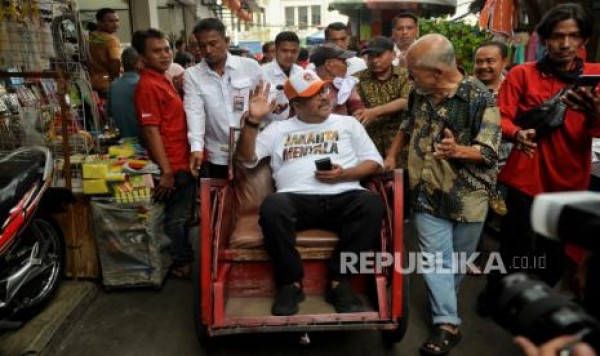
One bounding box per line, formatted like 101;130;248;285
237;69;384;316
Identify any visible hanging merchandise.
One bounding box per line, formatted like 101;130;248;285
479;0;518;39
0;1;137;281
512;31;529;65
227;0;241;11
0;1;99;184
237;9;251;22
0;0;60;72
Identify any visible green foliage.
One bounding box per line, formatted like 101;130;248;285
419;18;492;74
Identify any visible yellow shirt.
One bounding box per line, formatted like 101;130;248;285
88;31;121;93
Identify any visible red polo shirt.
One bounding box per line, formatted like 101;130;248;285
498;62;600;196
135;69;190;173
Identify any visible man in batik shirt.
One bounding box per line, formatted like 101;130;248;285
354;36;410;165
385;35;500;355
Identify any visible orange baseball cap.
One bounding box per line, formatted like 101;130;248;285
283;69;330;100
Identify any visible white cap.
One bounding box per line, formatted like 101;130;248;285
283;69;330;100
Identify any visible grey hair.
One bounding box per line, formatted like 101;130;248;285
408;34;456;70
121;47;139;72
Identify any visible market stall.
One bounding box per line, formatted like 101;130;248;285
0;1;169;288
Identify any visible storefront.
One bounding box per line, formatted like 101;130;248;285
328;0;455;40
78;0;201;45
0;0;173;287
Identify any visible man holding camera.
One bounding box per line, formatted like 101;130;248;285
496;3;600;286
236;69;384;316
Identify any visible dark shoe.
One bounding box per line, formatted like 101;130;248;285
419;326;462;355
326;280;365;313
272;284;305;316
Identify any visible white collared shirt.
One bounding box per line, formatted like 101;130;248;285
392;44;410;67
184;53;262;165
261;61;303;123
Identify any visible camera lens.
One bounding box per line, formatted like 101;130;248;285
486;273;600;351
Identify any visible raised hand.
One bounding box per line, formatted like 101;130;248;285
248;80;276;122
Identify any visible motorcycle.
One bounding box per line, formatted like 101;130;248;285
0;146;65;329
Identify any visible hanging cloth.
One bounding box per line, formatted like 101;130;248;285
332;76;359;106
479;0;517;38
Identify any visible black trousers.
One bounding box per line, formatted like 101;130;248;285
200;163;228;179
496;186;566;286
259;190;384;286
164;171;196;266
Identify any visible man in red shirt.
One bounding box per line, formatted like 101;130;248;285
133;29;194;277
496;3;600;285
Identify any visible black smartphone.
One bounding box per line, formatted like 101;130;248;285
574;75;600;89
315;157;333;171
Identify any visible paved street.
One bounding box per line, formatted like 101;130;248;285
54;230;523;356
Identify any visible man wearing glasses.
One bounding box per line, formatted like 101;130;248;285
236;69;384;316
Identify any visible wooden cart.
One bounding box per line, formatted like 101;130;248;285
194;159;408;346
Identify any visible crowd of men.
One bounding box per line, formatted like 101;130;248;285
89;3;600;355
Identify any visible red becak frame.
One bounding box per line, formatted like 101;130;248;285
193;169;407;346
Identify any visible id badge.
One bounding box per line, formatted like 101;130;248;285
233;95;245;112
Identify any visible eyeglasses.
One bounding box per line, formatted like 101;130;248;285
317;85;331;96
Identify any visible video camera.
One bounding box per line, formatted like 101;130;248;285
532;192;600;253
486;192;600;351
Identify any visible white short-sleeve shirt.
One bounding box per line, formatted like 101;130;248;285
254;114;383;194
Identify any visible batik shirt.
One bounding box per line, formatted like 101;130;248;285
354;66;411;159
401;77;501;222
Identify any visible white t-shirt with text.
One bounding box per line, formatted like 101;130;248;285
253;114;383;194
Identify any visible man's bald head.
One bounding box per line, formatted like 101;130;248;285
406;34;456;71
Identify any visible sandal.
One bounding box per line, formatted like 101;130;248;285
419;326;462;355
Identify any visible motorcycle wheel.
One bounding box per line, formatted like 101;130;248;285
9;216;65;320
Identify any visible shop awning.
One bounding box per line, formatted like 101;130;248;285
329;0;456;12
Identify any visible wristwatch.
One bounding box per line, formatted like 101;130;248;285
245;117;261;129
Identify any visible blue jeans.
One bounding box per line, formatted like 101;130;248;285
414;212;485;326
164;171;196;266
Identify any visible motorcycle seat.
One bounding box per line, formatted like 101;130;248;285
0;149;47;227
